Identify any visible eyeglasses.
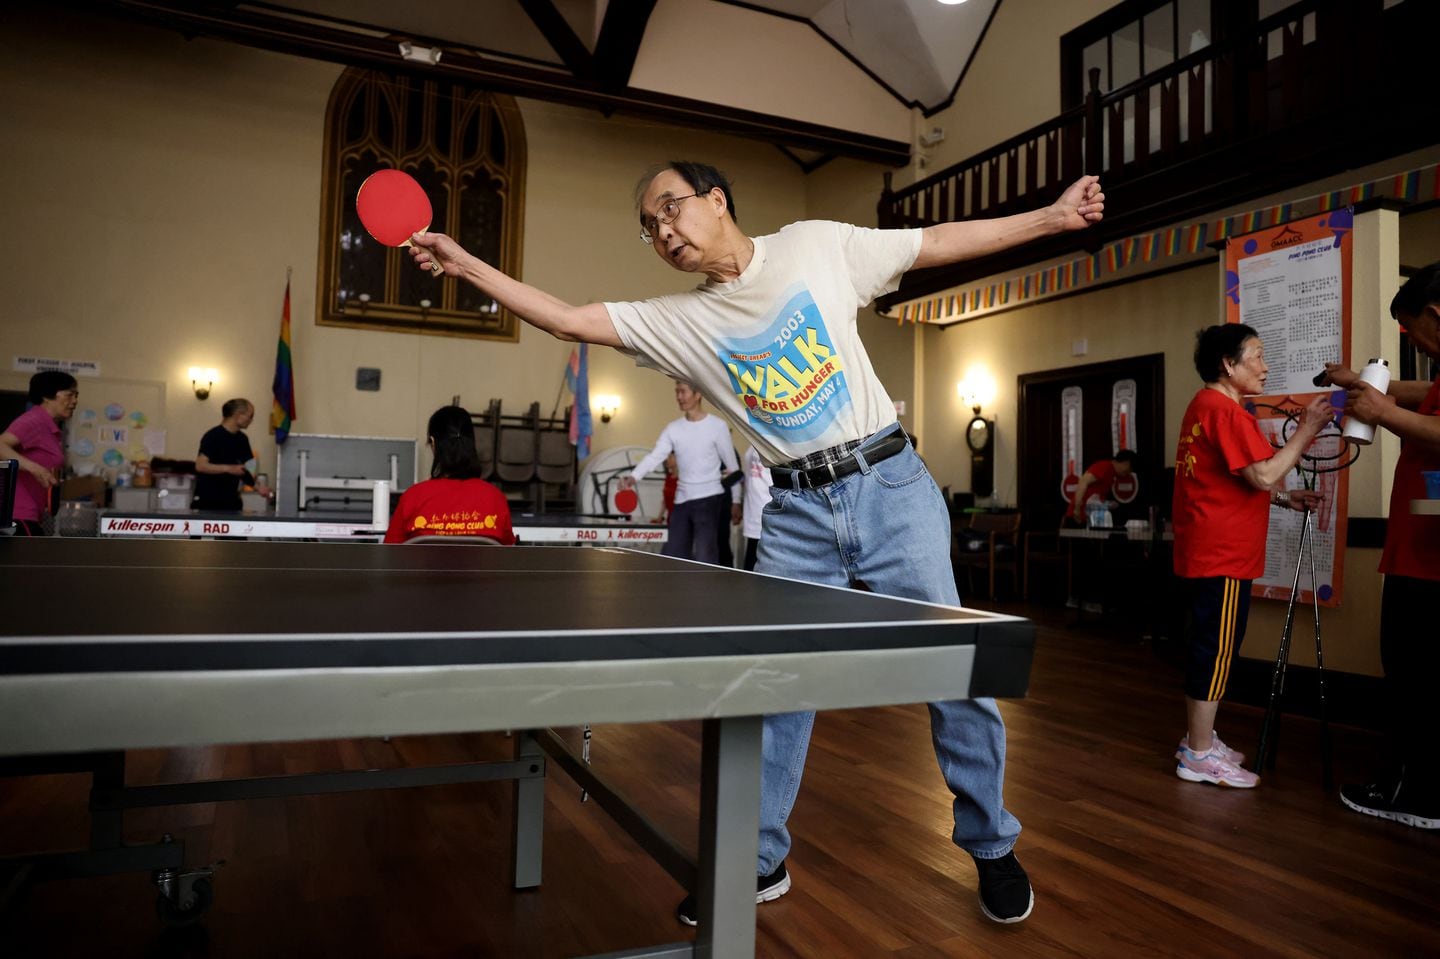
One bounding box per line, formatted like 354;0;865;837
639;193;704;244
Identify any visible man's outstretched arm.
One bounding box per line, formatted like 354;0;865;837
409;233;624;347
912;175;1105;270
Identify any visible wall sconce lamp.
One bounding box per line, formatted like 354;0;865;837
188;367;218;400
595;395;621;424
957;371;996;416
957;381;982;415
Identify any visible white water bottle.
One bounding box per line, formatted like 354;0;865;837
371;479;391;529
1342;358;1391;446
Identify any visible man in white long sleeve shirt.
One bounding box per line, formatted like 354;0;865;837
622;380;741;564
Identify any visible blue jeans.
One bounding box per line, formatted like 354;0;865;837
754;434;1020;872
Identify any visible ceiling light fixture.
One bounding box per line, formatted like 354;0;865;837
398;42;442;65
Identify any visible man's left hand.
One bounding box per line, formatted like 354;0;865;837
731;503;742;526
1054;175;1105;230
1345;382;1394;426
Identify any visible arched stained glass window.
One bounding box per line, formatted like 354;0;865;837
319;69;525;341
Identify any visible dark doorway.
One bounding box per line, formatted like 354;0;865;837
0;390;29;434
1017;354;1166;528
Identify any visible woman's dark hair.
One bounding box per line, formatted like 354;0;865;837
1193;324;1258;382
635;161;737;223
1391;262;1440;319
28;370;77;404
427;405;485;480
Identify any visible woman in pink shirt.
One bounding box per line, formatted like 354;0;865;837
0;371;79;535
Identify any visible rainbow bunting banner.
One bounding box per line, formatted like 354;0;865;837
1394;170;1419;200
1140;232;1159;262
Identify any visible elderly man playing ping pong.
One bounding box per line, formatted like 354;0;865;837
409;161;1104;928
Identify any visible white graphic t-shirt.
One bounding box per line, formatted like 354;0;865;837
604;220;922;466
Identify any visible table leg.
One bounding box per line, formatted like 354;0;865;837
694;716;763;959
511;731;545;889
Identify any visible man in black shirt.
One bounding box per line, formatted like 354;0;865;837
194;398;257;510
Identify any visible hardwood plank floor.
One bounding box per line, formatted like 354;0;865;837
2;603;1436;958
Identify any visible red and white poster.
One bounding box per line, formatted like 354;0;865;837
1060;385;1083;501
1111;379;1136;453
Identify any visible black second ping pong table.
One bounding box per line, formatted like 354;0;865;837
0;537;1034;959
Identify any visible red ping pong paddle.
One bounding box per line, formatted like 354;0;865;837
356;169;444;276
614;488;639;515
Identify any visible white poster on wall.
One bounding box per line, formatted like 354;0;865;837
13;356;101;377
1236;238;1343;394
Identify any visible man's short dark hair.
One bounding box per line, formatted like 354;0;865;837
221;398;252;419
635;161;737;223
28;370;77;404
1113;449;1138;465
1390;263;1440;319
1193;324;1258;382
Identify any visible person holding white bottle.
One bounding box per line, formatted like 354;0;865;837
1321;264;1440;828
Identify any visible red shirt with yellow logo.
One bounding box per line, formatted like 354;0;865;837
383;477;516;545
1172;388;1275;579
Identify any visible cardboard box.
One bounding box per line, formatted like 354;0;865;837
59;475;108;505
112;487;158;511
155;488;192;512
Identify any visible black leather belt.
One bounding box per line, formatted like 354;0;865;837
771;433;911;490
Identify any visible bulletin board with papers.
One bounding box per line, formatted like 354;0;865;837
1224;210;1353;607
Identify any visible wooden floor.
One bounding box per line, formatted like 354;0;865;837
3;603;1437;958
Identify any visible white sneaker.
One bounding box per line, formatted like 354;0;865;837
1177;731;1245;766
1176;748;1259;788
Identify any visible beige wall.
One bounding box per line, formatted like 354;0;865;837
0;6;879;482
631;0;913;144
903;0;1112;185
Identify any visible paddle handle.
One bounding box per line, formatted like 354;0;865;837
404;232;445;277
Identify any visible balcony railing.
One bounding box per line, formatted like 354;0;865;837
877;0;1434;303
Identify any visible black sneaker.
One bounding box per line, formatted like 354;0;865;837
973;851;1034;924
676;860;791;927
1340;779;1439;830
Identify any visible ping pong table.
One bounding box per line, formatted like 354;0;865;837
0;536;1033;959
97;508;668;545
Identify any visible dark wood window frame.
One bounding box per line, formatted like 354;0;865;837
317;69;526;342
1060;0;1233;109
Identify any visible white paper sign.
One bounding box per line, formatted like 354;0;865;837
13;356;101;377
1237;238;1343;394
